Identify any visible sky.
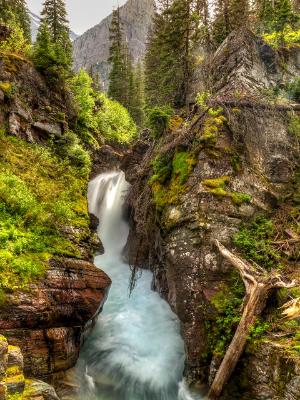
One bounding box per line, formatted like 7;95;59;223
27;0;127;35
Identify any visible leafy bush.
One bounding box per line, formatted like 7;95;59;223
0;132;90;294
0;15;31;57
233;217;281;269
70;69;137;144
96;93;137;143
206;273;245;357
53;130;91;177
264;27;300;49
147;106;173;138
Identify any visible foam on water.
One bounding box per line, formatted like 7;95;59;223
76;171;202;400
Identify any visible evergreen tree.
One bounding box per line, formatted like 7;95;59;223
41;0;69;42
255;0;297;33
108;7;126;105
130;62;145;127
145;0;201;108
108;7;134;112
212;0;251;46
34;0;72;78
0;0;31;41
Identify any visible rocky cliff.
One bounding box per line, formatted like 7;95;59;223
0;46;111;397
72;0;155;88
123;29;300;399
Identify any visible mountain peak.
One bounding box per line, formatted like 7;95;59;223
73;0;155;87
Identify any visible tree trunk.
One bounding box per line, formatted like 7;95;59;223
208;284;269;399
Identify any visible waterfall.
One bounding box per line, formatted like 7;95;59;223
76;171;202;400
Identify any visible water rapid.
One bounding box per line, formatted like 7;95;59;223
76;171;202;400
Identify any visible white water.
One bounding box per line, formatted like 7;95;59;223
76;171;202;400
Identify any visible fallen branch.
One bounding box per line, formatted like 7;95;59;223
208;240;297;400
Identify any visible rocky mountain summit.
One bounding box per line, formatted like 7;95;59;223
72;0;155;87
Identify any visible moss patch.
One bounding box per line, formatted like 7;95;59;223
149;151;196;211
202;176;252;206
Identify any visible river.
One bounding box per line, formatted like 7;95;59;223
75;171;202;400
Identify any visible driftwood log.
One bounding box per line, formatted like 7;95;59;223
208;240;297;400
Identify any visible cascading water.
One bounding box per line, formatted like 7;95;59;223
76;171;202;400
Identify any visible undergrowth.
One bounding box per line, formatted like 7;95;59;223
233;217;282;270
0;131;90;297
205;272;245;357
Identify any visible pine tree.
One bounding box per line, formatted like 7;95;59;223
41;0;69;42
34;0;72;78
130;62;145;127
145;0;201;108
108;8;126;104
255;0;297;33
0;0;31;41
32;22;56;72
108;7;134;112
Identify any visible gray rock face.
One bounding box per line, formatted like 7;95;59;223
124;29;300;398
72;0;155;88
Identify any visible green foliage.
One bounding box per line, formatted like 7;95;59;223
202;175;231;189
198;106;226;147
207;273;245;357
288;111;300;138
264;26;300;48
0;12;31;56
70;69;137;144
233;217;282;269
149;151;197;211
231;192;252;205
172;152;197;185
33;0;72;81
248;319;271;340
0;1;31;42
96;93;137;143
195;91;212;108
69;69;97;141
145;0;201;107
0;131;90;294
202;175;252;205
52;130;91;177
147;106;173;139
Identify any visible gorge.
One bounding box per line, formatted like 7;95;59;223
0;1;299;400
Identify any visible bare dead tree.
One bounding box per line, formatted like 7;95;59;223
208;240;297;400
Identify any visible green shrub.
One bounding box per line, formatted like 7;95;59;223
70;70;137;144
206;273;245;357
288;112;300;139
264;27;300;49
54;131;91;177
0;17;31;57
0;132;89;293
96;93;137;143
233;217;281;269
147;106;173;139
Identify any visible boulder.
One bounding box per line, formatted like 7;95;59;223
0;258;111;379
33;121;62;137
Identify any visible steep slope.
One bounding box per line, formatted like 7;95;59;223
72;0;155;87
0;44;111;393
123;29;300;399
